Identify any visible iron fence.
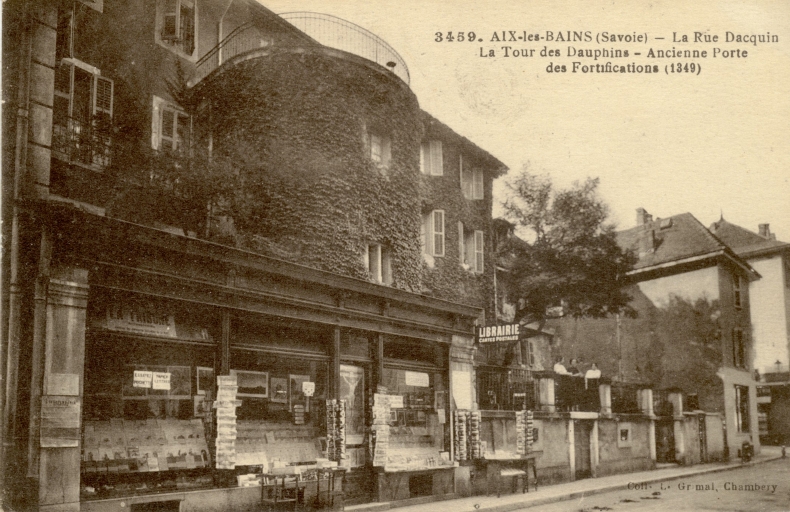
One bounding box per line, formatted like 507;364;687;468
52;117;112;169
477;367;535;411
611;382;641;414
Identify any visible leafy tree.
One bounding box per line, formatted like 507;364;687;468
501;168;637;325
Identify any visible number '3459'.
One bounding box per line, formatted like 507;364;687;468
435;32;478;42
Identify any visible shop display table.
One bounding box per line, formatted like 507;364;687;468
479;453;538;497
261;468;346;511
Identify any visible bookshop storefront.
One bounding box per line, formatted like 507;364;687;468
26;206;480;512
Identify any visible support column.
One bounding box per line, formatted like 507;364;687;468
331;327;341;400
590;420;599;477
538;377;556;413
599;383;612;416
638;389;654;416
220;311;230;375
568;420;575;480
38;267;89;512
668;392;685;464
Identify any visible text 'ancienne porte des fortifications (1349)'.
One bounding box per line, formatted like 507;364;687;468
435;30;780;75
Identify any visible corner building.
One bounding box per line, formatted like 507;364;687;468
2;1;507;510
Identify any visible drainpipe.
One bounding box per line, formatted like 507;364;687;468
2;1;33;498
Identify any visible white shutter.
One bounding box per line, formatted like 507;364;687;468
474;230;484;273
151;96;164;149
433;210;445;257
93;76;113;119
420;143;428;174
430;140;443;176
422;214;432;255
458;222;465;264
473;169;484;199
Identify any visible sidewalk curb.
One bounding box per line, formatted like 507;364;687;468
468;455;785;512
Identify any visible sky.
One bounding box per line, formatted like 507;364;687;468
264;0;790;238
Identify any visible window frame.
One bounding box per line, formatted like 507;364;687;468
733;275;743;309
156;0;197;60
732;327;746;369
734;384;750;433
460;155;484;200
363;243;392;285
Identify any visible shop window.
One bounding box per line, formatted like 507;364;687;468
733;275;743;309
420;140;443;175
52;60;113;169
733;328;746;369
157;0;197;58
422;210;445;257
460;155;484;200
735;384;750;433
364;244;392;285
380;367;446;470
152;96;191;153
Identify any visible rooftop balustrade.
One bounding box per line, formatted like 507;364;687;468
280;12;409;84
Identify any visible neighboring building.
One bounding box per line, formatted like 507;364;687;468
708;220;790;376
547;208;761;460
1;1;505;510
709;219;790;445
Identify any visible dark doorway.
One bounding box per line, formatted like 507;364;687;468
574;420;592;479
656;419;676;463
698;415;708;462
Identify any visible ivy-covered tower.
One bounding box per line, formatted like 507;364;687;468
188;11;508;317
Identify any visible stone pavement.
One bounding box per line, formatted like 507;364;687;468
347;446;786;512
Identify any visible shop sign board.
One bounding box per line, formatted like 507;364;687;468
105;303;177;338
40;396;81;447
404;371;429;387
152;372;171;390
134;370;153;388
477;323;521;343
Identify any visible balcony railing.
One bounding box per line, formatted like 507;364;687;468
52;117;112;169
192;22;273;86
280;12;410;84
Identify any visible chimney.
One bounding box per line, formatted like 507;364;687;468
636;208;653;226
639;229;656;256
758;223;775;240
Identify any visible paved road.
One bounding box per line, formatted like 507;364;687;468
518;459;790;512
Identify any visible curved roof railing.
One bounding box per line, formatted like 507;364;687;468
279;12;410;84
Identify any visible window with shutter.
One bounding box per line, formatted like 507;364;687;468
51;60;113;169
420;141;443;175
155;100;192;153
